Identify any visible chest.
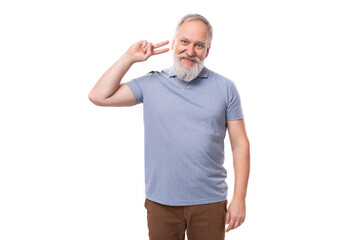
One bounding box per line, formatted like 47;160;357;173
144;80;227;137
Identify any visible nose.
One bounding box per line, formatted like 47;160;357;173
185;45;196;57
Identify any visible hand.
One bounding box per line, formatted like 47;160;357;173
125;40;169;63
225;197;246;232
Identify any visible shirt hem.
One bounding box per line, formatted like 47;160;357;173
145;195;227;206
227;116;244;121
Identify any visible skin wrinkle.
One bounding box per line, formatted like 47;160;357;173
172;19;211;82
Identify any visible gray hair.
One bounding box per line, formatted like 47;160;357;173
174;14;213;44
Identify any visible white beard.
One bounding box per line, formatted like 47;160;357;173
172;53;205;82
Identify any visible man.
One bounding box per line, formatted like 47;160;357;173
89;14;250;240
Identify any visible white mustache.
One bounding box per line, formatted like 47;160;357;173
176;53;201;63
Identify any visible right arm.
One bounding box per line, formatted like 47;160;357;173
88;40;169;107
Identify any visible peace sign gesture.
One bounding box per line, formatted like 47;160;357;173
125;40;170;63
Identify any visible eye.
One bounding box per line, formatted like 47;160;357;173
195;43;205;49
181;40;189;44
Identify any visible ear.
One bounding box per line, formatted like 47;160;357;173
171;39;175;50
205;44;211;58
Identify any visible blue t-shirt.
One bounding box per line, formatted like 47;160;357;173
126;66;244;206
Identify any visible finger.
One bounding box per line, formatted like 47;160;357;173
226;219;236;232
141;40;148;49
145;41;152;50
226;224;231;232
144;42;153;59
152;48;169;55
240;216;245;225
234;220;241;229
152;40;169;49
141;41;151;56
225;212;230;225
144;41;151;51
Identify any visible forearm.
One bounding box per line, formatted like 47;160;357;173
89;53;135;101
232;143;250;200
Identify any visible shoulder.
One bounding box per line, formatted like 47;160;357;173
206;68;241;104
132;69;165;82
207;68;237;89
145;68;172;79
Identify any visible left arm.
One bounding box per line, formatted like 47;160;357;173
225;119;250;232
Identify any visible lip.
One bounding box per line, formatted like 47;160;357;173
182;58;196;64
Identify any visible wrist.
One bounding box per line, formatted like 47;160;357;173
122;52;137;65
232;195;246;202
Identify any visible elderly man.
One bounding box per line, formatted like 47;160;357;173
89;14;250;240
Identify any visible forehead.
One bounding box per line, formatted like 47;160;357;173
177;20;209;42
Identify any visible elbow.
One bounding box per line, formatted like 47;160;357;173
88;92;102;106
243;136;250;149
244;140;250;153
88;92;96;104
242;141;250;152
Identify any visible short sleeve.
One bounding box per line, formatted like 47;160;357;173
226;81;244;121
125;73;152;105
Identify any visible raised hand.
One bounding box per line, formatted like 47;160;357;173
125;40;169;63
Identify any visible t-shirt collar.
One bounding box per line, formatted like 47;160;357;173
168;66;209;79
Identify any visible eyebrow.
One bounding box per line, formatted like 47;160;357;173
180;38;206;45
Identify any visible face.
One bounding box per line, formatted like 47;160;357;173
172;20;211;69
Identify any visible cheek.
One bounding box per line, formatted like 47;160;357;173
175;45;187;54
196;50;206;59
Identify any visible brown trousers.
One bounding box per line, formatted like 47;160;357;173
144;198;228;240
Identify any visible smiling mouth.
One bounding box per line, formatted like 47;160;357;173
182;57;196;63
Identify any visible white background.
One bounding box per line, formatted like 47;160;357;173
1;0;359;239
